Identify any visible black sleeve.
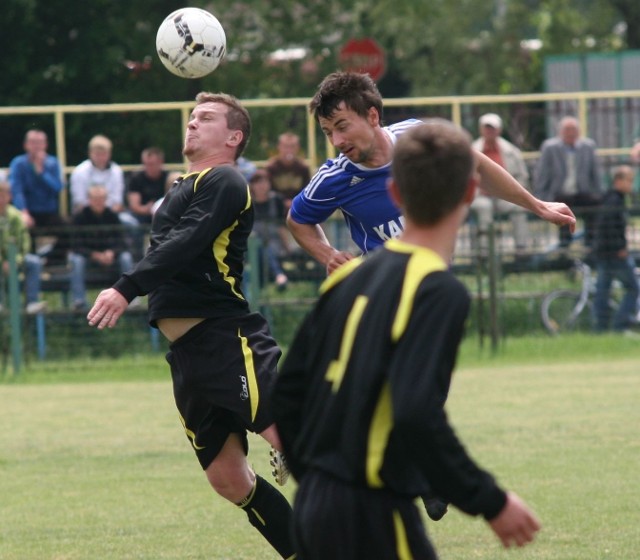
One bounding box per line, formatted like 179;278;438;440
114;167;248;299
390;275;507;520
127;172;141;195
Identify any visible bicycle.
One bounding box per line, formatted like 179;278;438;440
540;258;619;335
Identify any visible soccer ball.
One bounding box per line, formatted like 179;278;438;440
155;7;226;79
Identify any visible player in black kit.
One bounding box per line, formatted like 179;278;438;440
272;119;541;559
87;92;295;559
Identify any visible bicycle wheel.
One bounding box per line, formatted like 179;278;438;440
541;290;593;335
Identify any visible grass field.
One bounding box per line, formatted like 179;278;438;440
1;335;639;559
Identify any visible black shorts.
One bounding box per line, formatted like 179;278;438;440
292;471;438;560
166;313;281;469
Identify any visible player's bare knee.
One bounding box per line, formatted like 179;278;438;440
206;461;255;502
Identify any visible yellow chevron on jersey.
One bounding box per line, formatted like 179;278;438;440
386;239;447;342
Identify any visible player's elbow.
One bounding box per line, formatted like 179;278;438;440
286;211;305;236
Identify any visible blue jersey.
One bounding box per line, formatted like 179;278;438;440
289;119;421;254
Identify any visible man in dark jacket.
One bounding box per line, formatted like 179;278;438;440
592;165;639;332
69;184;133;309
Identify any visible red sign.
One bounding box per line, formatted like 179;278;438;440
339;38;386;82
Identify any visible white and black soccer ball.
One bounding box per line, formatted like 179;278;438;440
155;7;226;79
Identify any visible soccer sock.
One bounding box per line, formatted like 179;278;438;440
236;474;295;559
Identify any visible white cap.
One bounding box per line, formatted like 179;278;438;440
479;113;503;129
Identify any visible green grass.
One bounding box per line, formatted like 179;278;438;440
1;337;639;558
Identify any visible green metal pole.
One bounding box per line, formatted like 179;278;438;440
7;242;23;374
487;224;500;354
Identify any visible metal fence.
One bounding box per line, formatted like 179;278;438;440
2;88;640;214
3;210;640;373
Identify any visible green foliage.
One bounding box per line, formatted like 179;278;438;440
1;0;638;164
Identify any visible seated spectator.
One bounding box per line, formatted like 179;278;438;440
592;165;639;333
126;147;169;259
471;113;530;255
8;128;68;264
70;135;126;215
266;132;311;209
0;179;46;314
249;170;290;290
126;147;168;224
68;185;133;310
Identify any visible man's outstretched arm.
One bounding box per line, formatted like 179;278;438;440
476;150;576;231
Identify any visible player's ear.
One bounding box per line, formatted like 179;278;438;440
367;106;380;127
227;130;242;147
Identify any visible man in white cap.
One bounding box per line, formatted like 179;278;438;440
471;113;530;255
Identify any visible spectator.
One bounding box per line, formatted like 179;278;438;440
266;132;311;209
126;147;168;224
249;170;290;290
8;129;68;263
471;113;530;255
535;116;603;247
9;129;65;228
126;147;169;259
70;135;126;215
592;165;639;333
69;185;133;310
0;179;46;314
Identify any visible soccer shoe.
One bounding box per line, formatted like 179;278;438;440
269;447;290;486
421;494;449;521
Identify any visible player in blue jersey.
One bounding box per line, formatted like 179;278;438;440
287;72;576;274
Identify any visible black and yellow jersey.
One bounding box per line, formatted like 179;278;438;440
272;238;507;520
114;165;252;325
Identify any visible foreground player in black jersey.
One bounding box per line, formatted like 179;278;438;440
87;92;295;559
272;119;541;559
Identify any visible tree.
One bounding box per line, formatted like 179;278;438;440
2;0;639;165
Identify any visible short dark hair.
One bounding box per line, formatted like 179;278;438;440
309;72;383;122
141;146;165;160
612;164;633;183
392;119;473;226
195;91;252;159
